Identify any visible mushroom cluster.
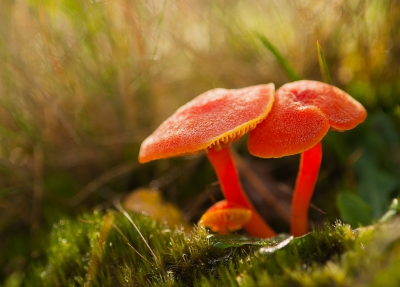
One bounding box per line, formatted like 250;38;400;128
138;80;366;238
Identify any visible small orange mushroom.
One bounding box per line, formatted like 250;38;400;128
248;80;367;236
139;84;276;238
198;200;252;234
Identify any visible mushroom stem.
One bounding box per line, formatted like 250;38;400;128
290;141;322;236
206;147;276;238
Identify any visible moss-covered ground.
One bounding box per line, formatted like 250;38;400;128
13;199;399;287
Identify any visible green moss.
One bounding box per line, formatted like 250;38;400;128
26;202;400;286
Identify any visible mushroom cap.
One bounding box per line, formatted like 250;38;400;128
139;84;275;163
198;200;252;233
248;80;367;158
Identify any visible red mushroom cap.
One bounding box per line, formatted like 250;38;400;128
139;84;275;163
247;80;367;158
198;200;252;233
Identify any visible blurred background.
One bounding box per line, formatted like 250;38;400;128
1;0;399;283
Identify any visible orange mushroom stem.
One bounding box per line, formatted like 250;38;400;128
199;200;252;234
291;142;322;236
206;148;276;237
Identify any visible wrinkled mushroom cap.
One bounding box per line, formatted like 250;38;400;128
248;80;367;158
198;200;252;233
139;84;275;163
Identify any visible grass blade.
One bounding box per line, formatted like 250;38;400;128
114;201;166;279
256;32;301;81
317;41;331;84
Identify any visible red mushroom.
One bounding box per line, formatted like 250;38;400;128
139;84;276;238
247;80;367;236
198;200;252;234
